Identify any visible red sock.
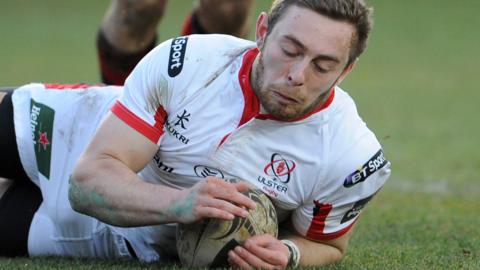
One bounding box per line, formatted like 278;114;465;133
181;11;207;36
181;12;193;35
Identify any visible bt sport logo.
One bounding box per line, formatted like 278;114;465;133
343;149;388;188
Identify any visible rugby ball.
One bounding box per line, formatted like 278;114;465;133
176;183;278;268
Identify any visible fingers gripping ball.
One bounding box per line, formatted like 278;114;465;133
176;181;278;268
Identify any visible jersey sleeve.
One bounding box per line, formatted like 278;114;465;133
111;37;190;145
291;137;391;242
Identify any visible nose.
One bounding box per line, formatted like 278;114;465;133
287;60;308;86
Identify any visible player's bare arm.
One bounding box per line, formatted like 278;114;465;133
279;225;353;266
69;113;255;227
228;223;353;269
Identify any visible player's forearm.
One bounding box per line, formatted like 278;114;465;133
69;155;181;227
283;234;344;266
279;228;350;267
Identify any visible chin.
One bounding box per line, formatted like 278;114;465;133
269;108;301;121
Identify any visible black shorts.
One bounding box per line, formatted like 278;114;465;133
0;88;42;257
0;88;30;181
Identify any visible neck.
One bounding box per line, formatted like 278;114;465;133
249;53;268;114
250;52;260;94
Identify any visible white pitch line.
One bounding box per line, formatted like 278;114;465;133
384;178;479;196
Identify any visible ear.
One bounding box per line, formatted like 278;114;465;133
336;59;357;85
255;12;269;48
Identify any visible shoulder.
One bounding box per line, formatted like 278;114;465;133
124;34;255;98
179;34;255;55
325;87;378;154
289;88;391;240
141;34;255;75
166;34;255;78
320;86;391;199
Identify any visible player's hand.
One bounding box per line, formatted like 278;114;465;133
228;234;290;270
169;177;256;224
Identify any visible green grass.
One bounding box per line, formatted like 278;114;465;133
1;0;479;269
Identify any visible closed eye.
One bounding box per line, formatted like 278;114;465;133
313;63;329;73
282;47;299;58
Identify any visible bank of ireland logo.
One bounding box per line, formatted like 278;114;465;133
263;153;296;183
30;98;55;179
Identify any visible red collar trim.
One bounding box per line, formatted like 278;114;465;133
237;48;335;124
238;48;261;127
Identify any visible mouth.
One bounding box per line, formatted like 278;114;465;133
272;91;299;105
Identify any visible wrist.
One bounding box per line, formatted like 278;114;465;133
167;188;194;223
281;239;300;268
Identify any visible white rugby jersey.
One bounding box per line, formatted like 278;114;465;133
111;33;392;256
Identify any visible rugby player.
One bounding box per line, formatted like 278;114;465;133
0;0;391;268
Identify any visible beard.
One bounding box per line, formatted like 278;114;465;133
252;52;332;121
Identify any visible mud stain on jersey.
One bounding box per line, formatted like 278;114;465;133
203;47;252;89
68;90;98;153
146;75;170;114
58;129;65;139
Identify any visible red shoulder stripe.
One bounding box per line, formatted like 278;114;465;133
111;101;166;144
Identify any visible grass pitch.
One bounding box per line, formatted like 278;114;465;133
1;0;479;269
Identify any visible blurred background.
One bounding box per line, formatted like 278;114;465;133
0;0;478;268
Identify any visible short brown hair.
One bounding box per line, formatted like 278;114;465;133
267;0;373;64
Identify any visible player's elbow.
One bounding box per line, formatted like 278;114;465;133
331;247;347;264
311;235;350;266
68;158;94;214
301;242;347;267
68;177;87;214
315;245;346;266
327;239;350;265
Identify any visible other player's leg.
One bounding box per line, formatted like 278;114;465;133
0;92;12;199
0;89;32;182
0;89;43;257
97;0;167;85
182;0;254;37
